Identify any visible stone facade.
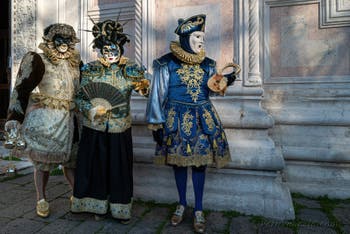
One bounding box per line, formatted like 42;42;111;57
10;0;350;220
11;0;37;89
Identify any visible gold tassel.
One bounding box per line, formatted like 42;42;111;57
213;139;218;149
167;137;171;146
187;143;192;154
221;132;226;140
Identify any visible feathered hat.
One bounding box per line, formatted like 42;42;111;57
89;18;130;51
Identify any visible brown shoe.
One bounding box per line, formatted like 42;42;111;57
193;211;205;233
36;199;50;218
170;205;185;226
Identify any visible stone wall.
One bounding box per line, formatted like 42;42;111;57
262;0;350;198
11;0;37;89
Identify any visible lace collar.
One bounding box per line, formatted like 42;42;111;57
170;41;205;64
38;42;80;67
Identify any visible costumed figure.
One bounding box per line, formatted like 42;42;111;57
146;14;240;233
71;19;149;224
5;23;81;218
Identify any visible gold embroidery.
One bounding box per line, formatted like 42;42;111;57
203;109;215;131
30;93;73;110
154;151;231;169
177;64;204;102
166;108;176;129
181;111;194;136
181;17;204;33
170;41;205;64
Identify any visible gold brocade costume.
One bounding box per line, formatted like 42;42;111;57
8;49;80;167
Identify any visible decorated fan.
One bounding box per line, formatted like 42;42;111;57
80;82;127;114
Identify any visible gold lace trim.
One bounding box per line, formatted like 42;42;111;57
71;196;108;214
110;200;133;219
154;152;231;169
170;41;205;64
38;42;80;67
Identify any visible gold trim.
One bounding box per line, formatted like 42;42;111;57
71;196;108;214
148;124;163;131
110;200;133;220
218;62;241;76
170;41;205;64
154;152;231;169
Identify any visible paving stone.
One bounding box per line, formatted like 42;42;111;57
19;181;36;191
23;198;71;222
35;218;80;234
128;207;169;233
6;174;33;185
256;223;294;234
297;208;330;225
0;181;20;192
46;182;72;201
337;202;350;209
97;218;137;234
294;198;321;209
230;217;257;234
342;225;350;234
206;211;229;233
0;188;34;206
64;211;96;221
332;207;350;224
132;202;148;218
0;218;46;234
297;225;337;234
0;217;12;228
66;220;105;234
0;197;36;219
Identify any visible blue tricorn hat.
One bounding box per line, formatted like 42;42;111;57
174;14;206;36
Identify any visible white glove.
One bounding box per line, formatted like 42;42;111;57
88;105;107;121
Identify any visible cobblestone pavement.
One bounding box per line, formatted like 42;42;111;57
0;146;349;234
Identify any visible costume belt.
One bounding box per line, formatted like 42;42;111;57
168;100;209;106
31;93;74;110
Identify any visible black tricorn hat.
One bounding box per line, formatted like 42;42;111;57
174;14;206;36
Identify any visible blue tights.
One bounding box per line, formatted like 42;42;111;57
173;165;206;212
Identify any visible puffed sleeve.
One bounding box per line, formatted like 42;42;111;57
123;62;150;97
146;58;170;125
7;52;45;123
74;63;95;118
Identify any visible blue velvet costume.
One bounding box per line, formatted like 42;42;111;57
146;46;231;168
146;14;233;215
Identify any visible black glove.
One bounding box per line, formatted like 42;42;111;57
224;72;237;86
152;129;163;146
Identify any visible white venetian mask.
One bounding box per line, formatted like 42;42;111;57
189;31;205;54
